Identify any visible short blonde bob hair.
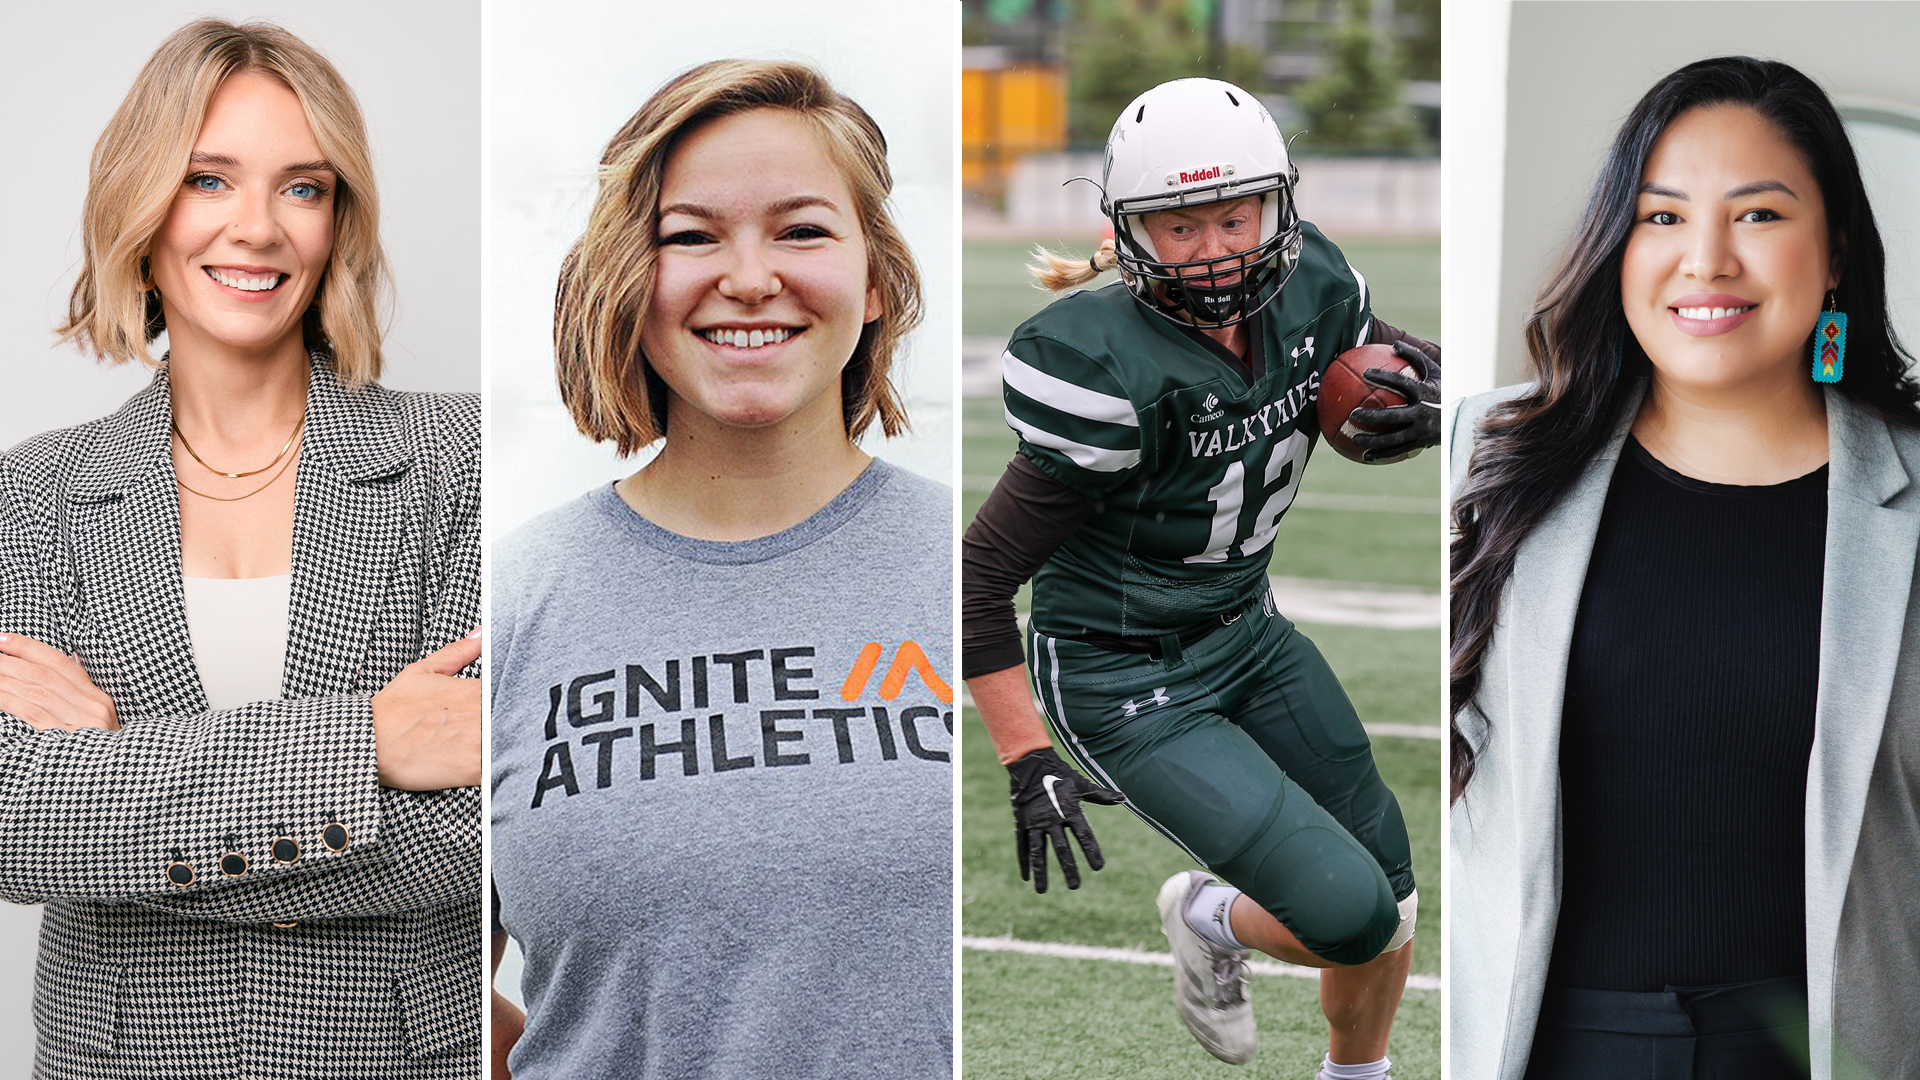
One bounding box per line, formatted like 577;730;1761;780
555;59;923;454
58;18;391;385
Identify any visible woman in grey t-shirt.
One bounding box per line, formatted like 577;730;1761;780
489;59;952;1080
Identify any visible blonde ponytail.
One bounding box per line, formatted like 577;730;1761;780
1028;237;1118;291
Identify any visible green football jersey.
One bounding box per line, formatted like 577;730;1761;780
1003;223;1373;639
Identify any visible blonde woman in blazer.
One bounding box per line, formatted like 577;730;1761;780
1450;58;1919;1080
0;21;480;1078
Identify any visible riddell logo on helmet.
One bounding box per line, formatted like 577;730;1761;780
1177;165;1223;184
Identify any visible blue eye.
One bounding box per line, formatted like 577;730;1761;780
287;182;323;200
187;173;227;193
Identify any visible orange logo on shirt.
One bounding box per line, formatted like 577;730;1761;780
839;641;953;703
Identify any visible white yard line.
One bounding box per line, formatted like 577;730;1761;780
1362;723;1443;740
999;577;1442;633
1265;578;1441;629
1290;492;1443;515
962;935;1441;992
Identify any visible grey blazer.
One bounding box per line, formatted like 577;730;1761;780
0;360;481;1079
1449;381;1920;1080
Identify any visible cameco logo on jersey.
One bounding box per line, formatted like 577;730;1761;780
1177;165;1223;185
1190;392;1225;424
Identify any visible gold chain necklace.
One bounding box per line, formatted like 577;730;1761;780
172;413;306;478
174;431;302;502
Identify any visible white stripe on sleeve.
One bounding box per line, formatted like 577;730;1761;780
1002;351;1139;428
1004;406;1143;473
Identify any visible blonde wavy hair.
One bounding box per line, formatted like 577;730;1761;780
1029;237;1118;291
58;18;391;385
554;59;923;455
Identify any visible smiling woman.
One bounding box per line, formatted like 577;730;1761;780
1449;56;1920;1080
638;108;884;457
146;72;339;366
489;60;951;1080
2;18;481;1078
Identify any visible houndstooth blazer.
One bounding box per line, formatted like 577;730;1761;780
0;357;481;1079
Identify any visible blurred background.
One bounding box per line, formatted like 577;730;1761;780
957;3;1443;1077
961;0;1437;243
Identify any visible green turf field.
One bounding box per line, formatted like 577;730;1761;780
961;237;1442;1079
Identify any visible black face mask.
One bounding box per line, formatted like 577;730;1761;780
1107;180;1304;330
1162;251;1266;325
1126;235;1299;330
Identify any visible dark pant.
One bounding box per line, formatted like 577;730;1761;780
1027;594;1413;965
1524;978;1811;1080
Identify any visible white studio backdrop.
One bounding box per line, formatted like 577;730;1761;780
0;3;479;1071
487;0;958;547
486;0;958;1009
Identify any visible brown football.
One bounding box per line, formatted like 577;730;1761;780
1317;343;1414;464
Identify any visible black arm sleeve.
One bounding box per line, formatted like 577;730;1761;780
961;454;1097;680
1368;319;1442;369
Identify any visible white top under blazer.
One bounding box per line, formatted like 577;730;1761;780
180;573;291;710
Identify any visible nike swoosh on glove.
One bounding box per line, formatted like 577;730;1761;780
1348;339;1442;463
1007;747;1125;893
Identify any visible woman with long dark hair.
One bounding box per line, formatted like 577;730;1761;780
1450;56;1920;1080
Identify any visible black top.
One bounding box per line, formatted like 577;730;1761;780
1546;436;1826;992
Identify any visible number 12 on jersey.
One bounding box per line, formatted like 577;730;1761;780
1186;430;1310;564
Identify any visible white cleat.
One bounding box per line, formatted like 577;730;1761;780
1157;869;1256;1064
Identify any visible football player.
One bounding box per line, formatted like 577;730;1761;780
961;78;1439;1078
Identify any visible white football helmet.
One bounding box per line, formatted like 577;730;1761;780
1100;78;1304;328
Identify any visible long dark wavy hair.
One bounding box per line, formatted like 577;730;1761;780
1449;56;1920;803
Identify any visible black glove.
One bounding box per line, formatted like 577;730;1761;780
1007;747;1124;893
1348;340;1441;463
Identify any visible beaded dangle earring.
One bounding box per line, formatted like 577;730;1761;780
1812;291;1847;384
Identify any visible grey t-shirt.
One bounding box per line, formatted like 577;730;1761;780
491;461;953;1080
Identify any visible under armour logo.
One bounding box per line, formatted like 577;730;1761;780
1292;336;1315;360
1121;687;1172;717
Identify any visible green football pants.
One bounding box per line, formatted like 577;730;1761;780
1028;593;1413;965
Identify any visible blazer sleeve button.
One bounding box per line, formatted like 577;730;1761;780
165;847;194;887
220;834;249;877
271;834;301;864
321;821;350;852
